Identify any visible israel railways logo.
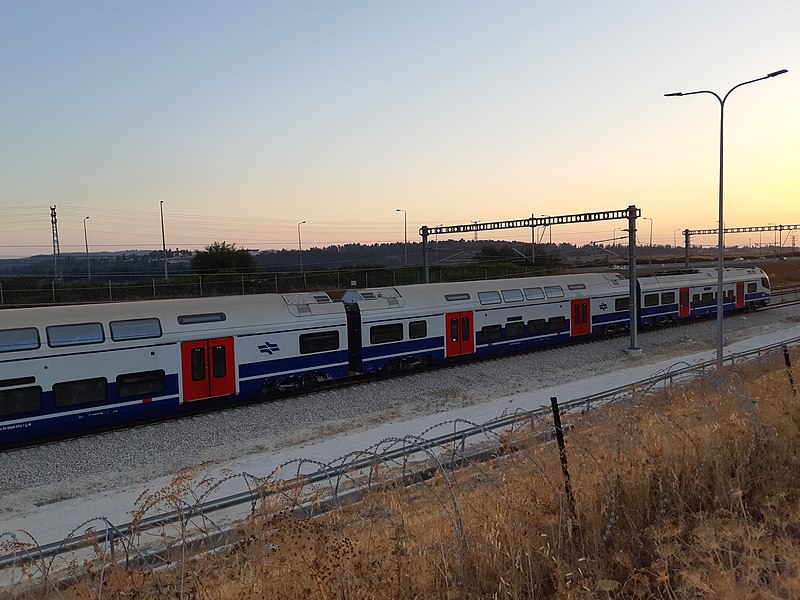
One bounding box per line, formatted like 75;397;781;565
599;302;608;311
258;341;280;355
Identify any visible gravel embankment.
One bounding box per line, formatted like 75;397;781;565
2;304;799;512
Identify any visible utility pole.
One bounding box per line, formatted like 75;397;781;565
50;205;62;282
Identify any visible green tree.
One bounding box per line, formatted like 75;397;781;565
191;242;257;274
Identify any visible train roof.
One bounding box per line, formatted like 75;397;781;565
344;272;627;312
637;267;766;292
2;291;346;333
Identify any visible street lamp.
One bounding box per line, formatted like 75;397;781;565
297;221;306;275
666;68;788;370
83;216;91;280
396;209;407;265
160;200;168;280
673;228;682;261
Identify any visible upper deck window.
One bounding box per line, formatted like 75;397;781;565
544;286;565;299
110;318;162;341
523;287;545;300
46;323;104;348
478;291;502;306
501;289;524;303
0;327;40;353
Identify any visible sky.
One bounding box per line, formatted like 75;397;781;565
0;1;798;259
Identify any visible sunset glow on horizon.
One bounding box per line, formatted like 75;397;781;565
1;1;797;259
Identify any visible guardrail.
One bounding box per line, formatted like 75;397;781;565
2;334;799;577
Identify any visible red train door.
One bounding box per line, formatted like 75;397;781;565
570;299;591;336
736;281;745;308
445;312;474;357
679;287;690;317
180;337;236;402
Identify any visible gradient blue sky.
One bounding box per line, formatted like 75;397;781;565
1;1;797;258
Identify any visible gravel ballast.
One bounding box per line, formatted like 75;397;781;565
2;304;799;513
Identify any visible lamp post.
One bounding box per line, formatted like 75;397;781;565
83;216;91;280
673;228;682;261
297;221;306;275
160;200;168;280
666;68;788;370
396;209;407;265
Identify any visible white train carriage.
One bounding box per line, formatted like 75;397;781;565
637;267;770;327
344;272;631;373
0;292;348;447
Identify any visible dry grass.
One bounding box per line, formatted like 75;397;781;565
4;348;800;599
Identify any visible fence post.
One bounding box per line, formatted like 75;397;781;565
783;345;797;397
199;275;203;296
551;396;578;525
274;273;278;293
241;275;245;295
108;280;112;301
52;280;56;302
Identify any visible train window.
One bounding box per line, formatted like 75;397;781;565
53;377;107;408
567;284;586;290
524;287;545;300
444;293;471;302
528;319;547;335
761;278;770;290
177;312;226;325
501;289;524;303
748;283;757;293
409;320;427;339
46;323;104;348
110;318;162;341
692;294;700;305
505;322;525;338
450;318;459;343
191;348;206;381
0;386;42;417
117;370;166;398
478;291;502;305
725;289;734;301
544;286;565;299
615;297;629;311
370;323;404;344
461;317;471;341
299;331;340;354
548;316;566;332
0;327;40;353
481;325;502;342
0;376;36;388
701;292;715;306
644;293;659;307
661;292;676;305
212;345;227;378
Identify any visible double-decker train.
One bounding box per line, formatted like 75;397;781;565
0;267;770;448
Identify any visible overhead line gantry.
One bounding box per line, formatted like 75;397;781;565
681;224;800;268
419;205;643;355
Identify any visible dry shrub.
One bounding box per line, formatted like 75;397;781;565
6;350;800;599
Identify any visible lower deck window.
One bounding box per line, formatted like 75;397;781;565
408;320;427;339
299;331;340;354
615;297;629;311
644;293;659;307
370;323;404;344
661;291;676;305
117;370;166;398
505;321;525;338
528;319;547;335
482;325;502;342
548;316;566;332
0;386;42;417
53;377;107;408
748;282;757;293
